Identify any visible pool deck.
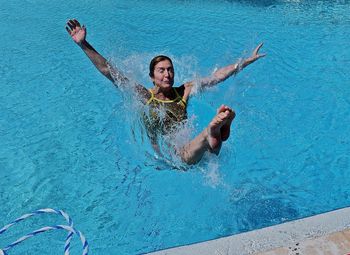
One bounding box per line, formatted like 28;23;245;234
148;207;350;255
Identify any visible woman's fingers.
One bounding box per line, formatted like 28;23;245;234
66;19;84;37
253;43;263;55
68;19;76;29
73;19;81;27
67;23;73;30
67;19;81;30
253;43;266;59
65;26;72;34
256;43;263;51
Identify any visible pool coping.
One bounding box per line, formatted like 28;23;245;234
147;207;350;255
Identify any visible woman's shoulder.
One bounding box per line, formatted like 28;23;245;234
135;83;152;104
174;85;185;94
175;82;193;92
175;82;193;100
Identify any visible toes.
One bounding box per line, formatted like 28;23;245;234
217;105;234;115
217;104;226;113
221;110;231;119
229;110;236;120
216;112;228;122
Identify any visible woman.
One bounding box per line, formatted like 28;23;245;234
66;19;265;164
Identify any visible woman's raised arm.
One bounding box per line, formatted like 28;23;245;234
66;19;119;82
66;19;150;102
192;43;266;90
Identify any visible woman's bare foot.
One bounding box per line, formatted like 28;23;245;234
207;105;235;154
218;105;235;141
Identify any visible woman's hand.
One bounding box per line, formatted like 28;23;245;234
248;43;266;62
66;19;86;45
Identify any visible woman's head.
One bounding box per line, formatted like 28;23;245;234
149;55;174;88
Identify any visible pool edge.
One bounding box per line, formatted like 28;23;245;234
147;207;350;255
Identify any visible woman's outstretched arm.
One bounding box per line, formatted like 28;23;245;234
194;43;266;89
66;19;150;102
66;19;120;82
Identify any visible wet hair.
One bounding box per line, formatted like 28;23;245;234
149;55;173;78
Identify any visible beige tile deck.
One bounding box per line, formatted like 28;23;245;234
256;229;350;255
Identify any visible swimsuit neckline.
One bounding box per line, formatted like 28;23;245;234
147;88;184;104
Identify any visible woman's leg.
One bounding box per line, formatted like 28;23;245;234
179;105;235;164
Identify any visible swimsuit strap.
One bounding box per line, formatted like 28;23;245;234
146;88;185;104
174;88;187;106
146;89;155;105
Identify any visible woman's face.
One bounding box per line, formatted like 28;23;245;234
151;60;174;89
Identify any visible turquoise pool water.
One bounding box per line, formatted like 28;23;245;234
1;0;350;254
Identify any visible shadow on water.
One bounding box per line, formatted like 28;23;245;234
225;0;279;7
229;187;300;233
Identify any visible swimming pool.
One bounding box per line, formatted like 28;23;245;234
1;0;350;254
